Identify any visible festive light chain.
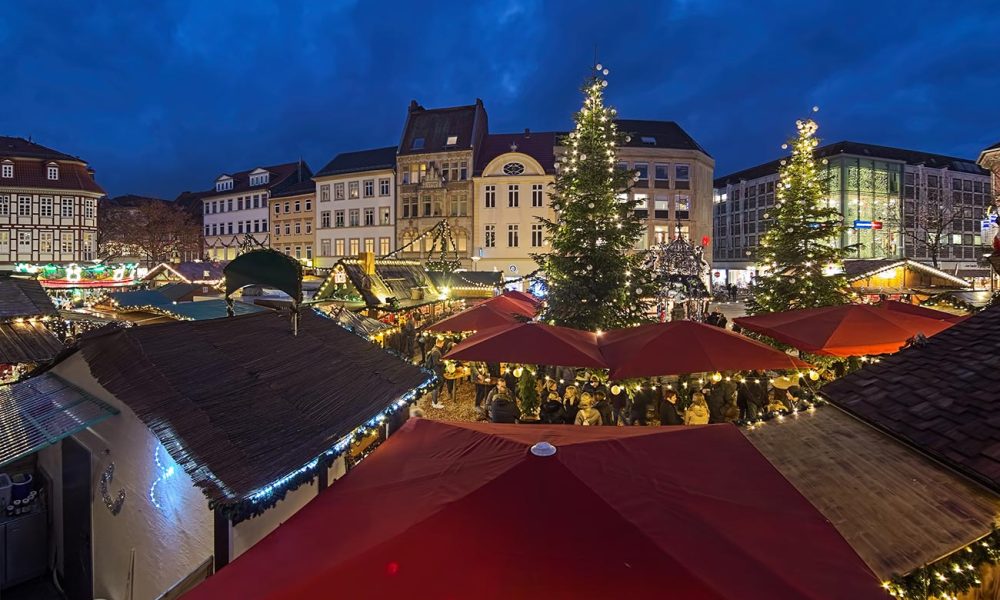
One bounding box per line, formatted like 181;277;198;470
883;528;1000;600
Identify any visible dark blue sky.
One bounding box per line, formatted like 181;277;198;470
3;1;998;198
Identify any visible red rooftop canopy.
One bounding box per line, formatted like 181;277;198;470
599;321;810;379
186;420;885;600
734;304;957;357
426;295;536;333
444;321;607;368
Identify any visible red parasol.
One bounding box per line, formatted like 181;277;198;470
425;302;523;333
599;321;809;379
479;294;537;316
878;300;966;323
499;289;541;306
185;420;885;600
444;321;607;368
734;304;957;357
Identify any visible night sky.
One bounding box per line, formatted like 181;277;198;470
3;1;998;198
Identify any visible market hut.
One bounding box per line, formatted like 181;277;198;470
844;258;971;302
141;260;226;288
4;309;432;600
0;277;64;382
97;290;268;323
815;303;1000;599
314;255;445;315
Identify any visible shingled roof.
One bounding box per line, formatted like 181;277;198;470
716;140;987;187
76;310;430;508
0;278;59;320
0;136;81;162
821;303;1000;493
315;146;397;178
615;119;711;155
474;131;557;175
398;99;488;156
201;161;311;200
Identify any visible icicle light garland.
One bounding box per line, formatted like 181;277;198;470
210;373;437;523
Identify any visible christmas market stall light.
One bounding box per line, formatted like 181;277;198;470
883;528;1000;600
14;261;139;289
213;373;437;522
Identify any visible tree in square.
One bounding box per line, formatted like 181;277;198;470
535;65;655;331
745;114;852;315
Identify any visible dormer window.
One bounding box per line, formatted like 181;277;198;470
640;136;656;145
411;137;425;150
47;163;59;180
1;161;12;179
216;177;234;192
249;171;270;186
445;135;458;146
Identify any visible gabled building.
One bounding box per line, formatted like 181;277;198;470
472;130;556;278
314;146;396;268
200;162;311;261
713;141;992;286
396;100;488;267
0;136;104;265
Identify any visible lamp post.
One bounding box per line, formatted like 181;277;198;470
471;255;480;272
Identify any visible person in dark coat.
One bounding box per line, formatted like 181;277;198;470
608;384;628;425
737;372;763;421
592;391;613;426
582;375;607;397
486;379;520;423
627;389;650;426
471;362;492;408
562;385;581;424
658;389;683;426
539;393;567;424
705;307;727;329
424;338;446;408
707;377;736;423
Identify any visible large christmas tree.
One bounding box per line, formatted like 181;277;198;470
745;114;851;315
535;66;655;331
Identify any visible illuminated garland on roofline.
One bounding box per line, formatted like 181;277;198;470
209;372;437;523
884;528;1000;600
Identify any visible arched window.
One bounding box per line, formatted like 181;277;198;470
502;162;525;176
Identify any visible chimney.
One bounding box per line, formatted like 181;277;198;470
524;128;531;138
87;167;96;180
409;100;422;112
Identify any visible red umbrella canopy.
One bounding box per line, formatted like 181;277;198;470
878;300;966;323
479;294;537;317
444;321;607;368
186;420;885;600
500;289;541;306
425;302;522;333
599;321;810;379
734;304;957;357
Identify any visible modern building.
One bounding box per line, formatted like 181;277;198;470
0;136;103;265
611;120;715;252
472;130;556;278
395;100;488;267
269;177;316;264
313;146;396;268
200;161;310;261
712;141;993;286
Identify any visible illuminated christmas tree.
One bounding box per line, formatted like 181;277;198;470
535;65;654;331
745;114;851;315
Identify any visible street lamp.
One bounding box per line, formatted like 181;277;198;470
471;255;480;271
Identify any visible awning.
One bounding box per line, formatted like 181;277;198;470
0;372;119;467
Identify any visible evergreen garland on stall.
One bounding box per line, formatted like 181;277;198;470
534;65;655;331
745;113;852;315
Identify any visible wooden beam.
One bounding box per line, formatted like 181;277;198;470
213;508;231;571
317;461;329;492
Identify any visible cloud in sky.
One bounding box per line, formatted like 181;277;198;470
1;0;997;197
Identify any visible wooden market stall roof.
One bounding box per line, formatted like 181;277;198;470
0;321;64;364
745;407;1000;581
0;277;59;320
425;270;502;298
73;309;431;513
142;261;226;285
844;258;971;291
315;258;443;311
822;303;1000;494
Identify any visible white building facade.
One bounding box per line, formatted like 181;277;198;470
0;136;102;265
472;131;556;278
313;147;396;268
201;162;308;261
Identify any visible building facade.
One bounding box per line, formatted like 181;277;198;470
269;178;316;264
472;130;556;278
200;162;310;261
0;136;103;265
396;100;488;267
313;147;396;268
713;142;992;285
611;120;715;252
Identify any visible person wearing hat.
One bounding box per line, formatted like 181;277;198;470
608;384;627;425
583;374;607;397
574;393;603;426
770;375;799;411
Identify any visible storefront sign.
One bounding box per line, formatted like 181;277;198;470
853;220;883;230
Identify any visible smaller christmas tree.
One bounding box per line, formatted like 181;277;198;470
745;113;851;314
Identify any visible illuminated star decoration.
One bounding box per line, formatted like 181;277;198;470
149;446;177;510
